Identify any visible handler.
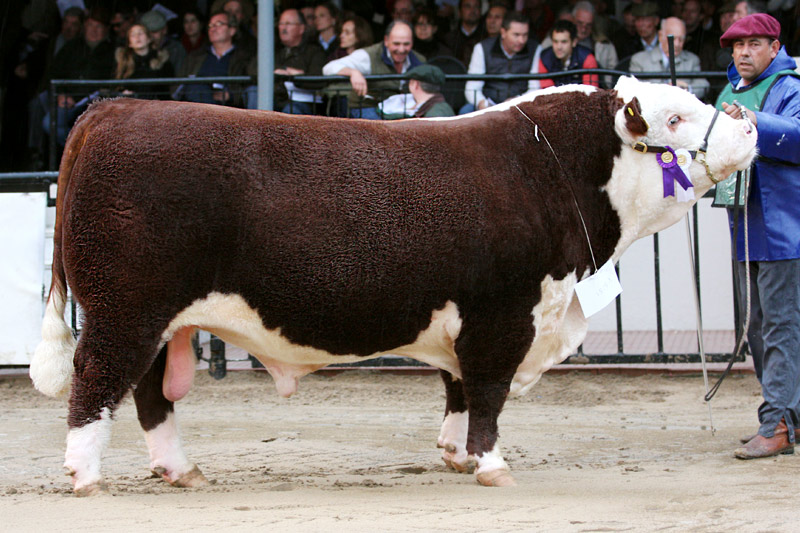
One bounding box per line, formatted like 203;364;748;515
715;13;800;459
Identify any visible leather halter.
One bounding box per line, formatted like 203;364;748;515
630;109;722;183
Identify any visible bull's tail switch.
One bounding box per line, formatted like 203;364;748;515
29;282;75;398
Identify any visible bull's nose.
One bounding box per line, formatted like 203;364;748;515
741;121;753;136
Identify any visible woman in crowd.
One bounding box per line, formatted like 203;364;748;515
323;14;373;116
180;9;207;54
331;14;373;59
412;8;452;59
114;23;173;99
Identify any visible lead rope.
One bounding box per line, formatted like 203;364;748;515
685;213;716;433
705;169;750;401
514;105;598;273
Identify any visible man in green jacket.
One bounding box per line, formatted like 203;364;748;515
378;65;455;119
322;21;425;119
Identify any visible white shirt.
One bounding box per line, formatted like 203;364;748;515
641;35;659;52
319;34;336;51
322;47;415;76
464;41;542;107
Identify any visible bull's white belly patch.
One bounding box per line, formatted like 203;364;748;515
511;271;587;396
162;293;463;378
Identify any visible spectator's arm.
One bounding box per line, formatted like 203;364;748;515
323;49;371;96
582;54;599;87
322;49;370;75
537;58;554;89
686;55;709;99
628;52;645;72
294;47;328;90
464;43;491;108
527;44;542;92
688;76;710;99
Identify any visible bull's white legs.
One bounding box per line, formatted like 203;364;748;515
144;412;208;487
474;445;515;487
64;407;112;496
438;411;470;471
437;412;515;485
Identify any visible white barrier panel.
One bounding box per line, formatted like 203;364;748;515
589;198;734;331
0;193;46;364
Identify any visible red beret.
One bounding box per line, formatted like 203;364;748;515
719;13;781;47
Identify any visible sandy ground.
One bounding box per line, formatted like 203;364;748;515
1;368;797;532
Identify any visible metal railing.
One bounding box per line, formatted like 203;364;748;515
0;69;740;374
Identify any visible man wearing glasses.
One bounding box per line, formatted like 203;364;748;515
178;12;252;106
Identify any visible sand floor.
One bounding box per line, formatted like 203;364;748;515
1;369;797;532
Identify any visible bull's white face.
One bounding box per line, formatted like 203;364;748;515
614;76;757;184
607;77;757;255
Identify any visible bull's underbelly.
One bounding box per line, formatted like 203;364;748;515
162;293;464;394
162;272;587;398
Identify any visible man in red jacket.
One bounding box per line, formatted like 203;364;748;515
538;20;598;88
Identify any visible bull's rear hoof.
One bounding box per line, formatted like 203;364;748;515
153;465;209;488
476;470;517;487
74;481;109;497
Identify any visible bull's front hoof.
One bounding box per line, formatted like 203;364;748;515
476;469;517;487
66;466;109;496
153;465;209;488
442;444;475;473
73;481;109;497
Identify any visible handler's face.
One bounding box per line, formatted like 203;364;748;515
732;37;779;85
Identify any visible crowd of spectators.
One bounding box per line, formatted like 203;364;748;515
1;0;800;169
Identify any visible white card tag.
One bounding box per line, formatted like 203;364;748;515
574;259;623;318
675;149;695;203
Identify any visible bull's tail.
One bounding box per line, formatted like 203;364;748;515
29;272;75;397
29;106;95;397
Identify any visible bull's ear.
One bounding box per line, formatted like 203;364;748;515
623;97;649;137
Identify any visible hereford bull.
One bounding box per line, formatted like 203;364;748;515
30;77;756;495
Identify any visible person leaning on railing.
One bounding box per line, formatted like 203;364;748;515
461;10;541;114
269;8;326;115
176;11;252;107
44;6;115;148
113;23;174;99
537;19;599;89
322;20;425;120
141;10;186;77
319;14;374;117
629;16;710;99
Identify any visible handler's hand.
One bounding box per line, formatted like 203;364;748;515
722;102;758;127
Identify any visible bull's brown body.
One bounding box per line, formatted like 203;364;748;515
31;81;757;494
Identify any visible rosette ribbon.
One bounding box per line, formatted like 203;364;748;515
658;146;693;198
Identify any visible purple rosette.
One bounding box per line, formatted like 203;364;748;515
658;146;693;198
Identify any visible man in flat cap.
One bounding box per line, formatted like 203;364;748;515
406;65;454;117
714;13;800;459
377;64;454;118
616;2;660;62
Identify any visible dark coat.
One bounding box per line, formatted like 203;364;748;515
49;38;115;95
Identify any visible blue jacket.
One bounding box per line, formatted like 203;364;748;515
726;47;800;261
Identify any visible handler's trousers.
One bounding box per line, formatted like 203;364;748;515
738;259;800;442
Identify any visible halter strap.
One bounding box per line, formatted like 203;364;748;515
631;108;720;157
630;108;722;184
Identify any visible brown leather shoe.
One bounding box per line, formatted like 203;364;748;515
740;427;800;444
735;419;795;459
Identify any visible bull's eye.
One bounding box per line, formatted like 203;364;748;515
668;115;681;126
